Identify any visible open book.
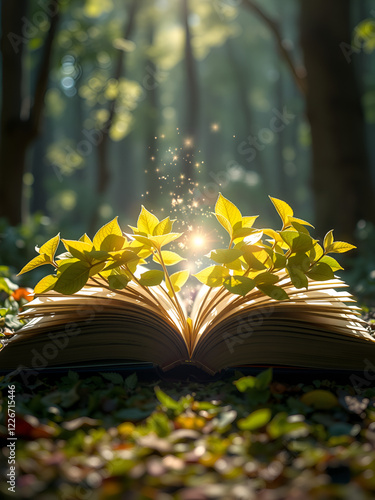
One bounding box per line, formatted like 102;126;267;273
1;195;374;375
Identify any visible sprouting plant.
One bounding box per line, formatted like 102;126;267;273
18;194;356;313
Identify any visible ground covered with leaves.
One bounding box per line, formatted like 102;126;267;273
0;367;375;500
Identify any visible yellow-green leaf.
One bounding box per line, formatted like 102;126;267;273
328;241;356;254
280;231;314;253
137;206;159;235
241;216;258;228
215;193;242;232
153;251;186;266
79;233;93;244
269;196;293;228
194;265;230;287
62;239;93;260
39;233;60;261
18;254;51;276
54;261;91;295
319;255;343;272
223;276;255;296
34;274;58;294
148;233;183;249
242;245;270;270
208;248;242;264
301;390;339;409
153;217;175;236
138;270;164;287
289;216;314;228
93;217;123;250
215;213;233;237
167;270;190;295
238;408;272;431
307;262;334;281
323;230;334;252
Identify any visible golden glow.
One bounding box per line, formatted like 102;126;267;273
192;234;205;248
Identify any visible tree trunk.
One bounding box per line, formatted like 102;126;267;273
181;0;199;185
0;1;59;226
0;2;29;225
89;0;139;233
300;0;375;240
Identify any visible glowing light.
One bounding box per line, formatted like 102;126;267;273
210;123;220;132
184;137;193;147
192;234;205;248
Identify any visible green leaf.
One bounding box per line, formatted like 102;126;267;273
93;217;123;250
238;408;272;431
208;248;242;264
307;262;334;281
99;234;126;253
280;231;314;253
256;367;273;389
153;217;175;236
153;251;186;266
319;255;343;272
54;261;91;295
308;242;324;262
39;233;60;261
223;276;255;296
286;266;308;289
269;196;293;228
138;270;164;287
254;272;279;286
167;270;189;295
257;284;289;300
155;388;180;410
137;206;159;235
104;250;139;271
34;274;58;294
193;265;229;287
18;254;51;276
107;272;130;290
267;412;309;439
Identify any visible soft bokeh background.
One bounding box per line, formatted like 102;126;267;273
1;0;375;302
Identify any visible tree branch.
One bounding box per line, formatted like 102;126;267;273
241;0;307;95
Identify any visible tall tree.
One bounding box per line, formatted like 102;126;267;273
0;1;59;226
300;0;375;239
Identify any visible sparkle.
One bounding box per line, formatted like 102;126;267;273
191;234;205;248
210;122;220;132
184;137;193;147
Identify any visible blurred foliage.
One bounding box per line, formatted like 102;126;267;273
0;267;33;334
1;368;375;498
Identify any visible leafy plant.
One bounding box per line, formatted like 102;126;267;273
194;194;355;300
17;195;356;313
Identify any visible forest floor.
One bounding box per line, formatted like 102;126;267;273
1;362;375;500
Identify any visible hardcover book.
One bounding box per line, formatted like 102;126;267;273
1;195;373;375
